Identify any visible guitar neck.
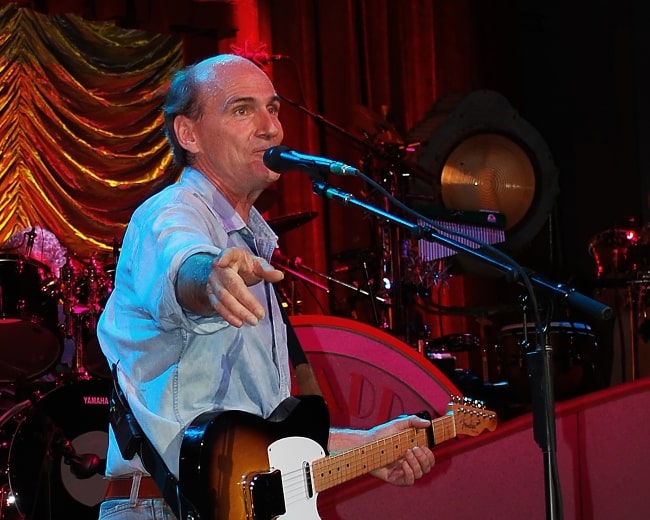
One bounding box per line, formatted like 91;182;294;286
312;414;456;492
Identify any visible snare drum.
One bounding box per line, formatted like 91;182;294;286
0;254;61;382
0;379;110;519
497;321;598;401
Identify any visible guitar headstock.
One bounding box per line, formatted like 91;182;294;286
446;395;498;436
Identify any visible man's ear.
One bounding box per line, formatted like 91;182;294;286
174;115;200;153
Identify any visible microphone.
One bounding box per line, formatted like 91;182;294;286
263;146;361;176
25;226;37;256
52;428;105;479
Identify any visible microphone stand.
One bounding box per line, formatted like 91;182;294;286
308;176;611;520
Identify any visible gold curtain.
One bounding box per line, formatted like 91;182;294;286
0;3;182;261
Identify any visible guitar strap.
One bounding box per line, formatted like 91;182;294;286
238;226;321;397
273;286;323;397
109;362;200;519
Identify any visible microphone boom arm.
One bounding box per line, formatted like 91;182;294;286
310;179;612;321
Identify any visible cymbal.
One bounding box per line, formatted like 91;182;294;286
351;105;404;145
439;134;536;231
268;211;318;234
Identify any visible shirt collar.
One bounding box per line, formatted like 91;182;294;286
181;167;278;259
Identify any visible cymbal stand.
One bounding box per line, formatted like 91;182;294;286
359;146;413;332
59;255;74;340
296;262;390;305
71;313;92;380
277;93;431;335
360;257;381;327
84;254;103;332
629;277;649;381
71;255;106;379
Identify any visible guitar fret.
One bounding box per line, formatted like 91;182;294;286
313;429;431;492
432;415;456;445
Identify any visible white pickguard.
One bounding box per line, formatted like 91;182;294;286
267;436;326;519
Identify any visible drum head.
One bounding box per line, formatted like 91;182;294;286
0;254;61;382
3;379;110;518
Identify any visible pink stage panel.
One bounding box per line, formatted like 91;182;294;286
292;315;650;520
291;315;461;429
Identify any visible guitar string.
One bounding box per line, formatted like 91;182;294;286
276;409;491;509
276;430;425;508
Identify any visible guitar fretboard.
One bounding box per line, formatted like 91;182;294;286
312;413;457;492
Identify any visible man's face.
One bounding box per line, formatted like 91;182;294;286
179;58;284;199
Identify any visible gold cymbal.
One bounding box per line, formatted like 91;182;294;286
439;133;536;230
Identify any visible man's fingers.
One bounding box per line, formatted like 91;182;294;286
216;250;284;286
253;257;284;283
208;248;285;327
208;285;262;327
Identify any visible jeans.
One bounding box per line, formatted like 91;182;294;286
98;499;176;520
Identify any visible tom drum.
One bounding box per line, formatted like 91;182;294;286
497;321;598;401
0;254;61;382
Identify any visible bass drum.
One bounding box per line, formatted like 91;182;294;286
0;379;110;519
0;254;61;383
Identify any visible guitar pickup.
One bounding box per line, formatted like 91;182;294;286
245;469;286;519
303;461;314;498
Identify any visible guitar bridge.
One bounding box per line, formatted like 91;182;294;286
243;469;286;520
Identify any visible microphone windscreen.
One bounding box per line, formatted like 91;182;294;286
263;145;292;173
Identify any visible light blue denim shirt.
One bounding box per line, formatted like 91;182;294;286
97;167;291;478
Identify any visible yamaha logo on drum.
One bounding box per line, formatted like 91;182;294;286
83;395;109;406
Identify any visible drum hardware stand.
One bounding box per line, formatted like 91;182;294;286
304;170;612;520
276;93;431;336
60;253;78;341
271;255;329;315
18;408;105;517
293;260;390;306
360;257;382;328
271;254;391;317
70;314;92;380
628;273;650;381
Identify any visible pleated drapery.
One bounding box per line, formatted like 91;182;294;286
0;3;182;260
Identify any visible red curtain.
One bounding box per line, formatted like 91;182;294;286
263;0;513;342
0;0;516;347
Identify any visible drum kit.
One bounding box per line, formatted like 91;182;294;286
588;220;650;382
0;226;114;519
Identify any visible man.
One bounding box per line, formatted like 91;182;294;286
97;54;435;519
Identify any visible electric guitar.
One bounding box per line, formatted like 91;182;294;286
179;394;497;520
